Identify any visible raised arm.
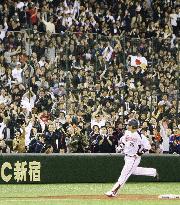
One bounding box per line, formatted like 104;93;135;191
92;105;101;118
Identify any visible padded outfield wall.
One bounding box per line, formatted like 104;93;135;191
0;154;179;184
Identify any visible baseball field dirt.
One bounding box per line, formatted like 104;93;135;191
1;193;177;200
0;183;180;205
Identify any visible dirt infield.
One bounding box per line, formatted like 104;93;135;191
40;194;158;200
1;194;180;201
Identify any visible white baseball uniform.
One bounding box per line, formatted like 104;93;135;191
106;129;157;196
117;130;157;186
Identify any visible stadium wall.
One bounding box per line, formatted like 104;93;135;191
0;154;179;184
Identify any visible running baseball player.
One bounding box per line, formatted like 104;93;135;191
105;119;159;197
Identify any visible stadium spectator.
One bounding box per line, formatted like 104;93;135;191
99;126;113;153
66;125;88;153
0;0;179;153
12;125;26;153
89;125;101;153
169;126;180;154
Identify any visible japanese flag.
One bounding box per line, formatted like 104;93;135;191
130;55;147;68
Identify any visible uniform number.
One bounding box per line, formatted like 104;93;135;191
129;142;135;147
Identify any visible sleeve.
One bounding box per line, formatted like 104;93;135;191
169;135;174;144
52;24;55;33
42;18;48;26
116;134;126;153
4;22;8;31
119;135;126;145
141;134;151;151
9;51;18;56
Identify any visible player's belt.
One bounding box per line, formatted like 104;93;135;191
125;154;137;157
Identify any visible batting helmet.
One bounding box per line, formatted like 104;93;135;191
128;119;139;129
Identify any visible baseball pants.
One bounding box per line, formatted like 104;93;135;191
118;155;157;187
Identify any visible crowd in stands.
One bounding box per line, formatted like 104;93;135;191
0;0;179;154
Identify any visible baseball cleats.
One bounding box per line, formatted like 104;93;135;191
105;191;117;197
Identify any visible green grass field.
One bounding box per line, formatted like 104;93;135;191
0;183;179;205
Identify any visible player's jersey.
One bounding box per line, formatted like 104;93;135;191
120;130;151;156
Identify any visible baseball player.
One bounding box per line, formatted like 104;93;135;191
105;119;159;197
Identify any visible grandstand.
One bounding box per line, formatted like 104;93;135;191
0;0;179;154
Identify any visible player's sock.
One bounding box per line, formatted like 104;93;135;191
111;182;121;194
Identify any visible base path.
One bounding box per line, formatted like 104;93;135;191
41;194;157;200
1;194;180;201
